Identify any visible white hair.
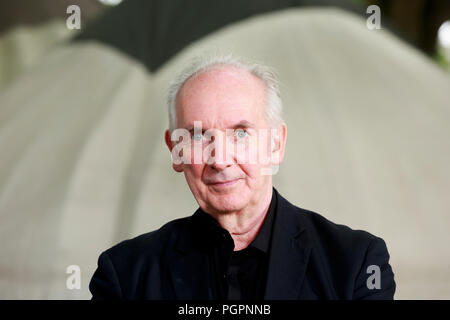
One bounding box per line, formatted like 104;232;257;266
167;53;284;132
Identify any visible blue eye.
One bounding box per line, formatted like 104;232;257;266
192;133;204;141
235;129;248;139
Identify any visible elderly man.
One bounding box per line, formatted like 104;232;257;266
89;55;395;300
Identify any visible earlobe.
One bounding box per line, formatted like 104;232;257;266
172;162;184;173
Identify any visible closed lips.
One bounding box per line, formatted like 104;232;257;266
209;178;240;185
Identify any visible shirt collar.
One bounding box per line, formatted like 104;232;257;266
249;188;276;253
192;188;277;254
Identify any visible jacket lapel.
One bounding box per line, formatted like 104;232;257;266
264;189;312;299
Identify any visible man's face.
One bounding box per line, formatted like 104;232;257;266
165;66;285;215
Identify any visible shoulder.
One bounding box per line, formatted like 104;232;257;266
280;196;395;298
299;207;379;253
290;201;387;268
90;216;191;299
277;191;379;252
101;216;189;263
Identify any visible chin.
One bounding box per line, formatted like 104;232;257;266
208;194;247;214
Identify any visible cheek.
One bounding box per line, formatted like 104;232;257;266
236;134;272;167
238;163;261;183
184;164;205;184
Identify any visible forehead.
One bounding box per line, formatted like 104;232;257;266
176;66;267;129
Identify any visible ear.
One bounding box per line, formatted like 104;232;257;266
165;129;184;173
270;123;287;166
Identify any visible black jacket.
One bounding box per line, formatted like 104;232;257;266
89;188;395;299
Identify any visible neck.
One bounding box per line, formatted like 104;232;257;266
211;186;273;251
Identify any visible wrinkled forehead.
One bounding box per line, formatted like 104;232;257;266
175;66;268;130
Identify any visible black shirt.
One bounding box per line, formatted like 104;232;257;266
192;188;277;300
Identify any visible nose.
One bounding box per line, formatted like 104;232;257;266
209;157;233;171
205;130;235;170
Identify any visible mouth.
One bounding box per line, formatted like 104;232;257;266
207;178;242;189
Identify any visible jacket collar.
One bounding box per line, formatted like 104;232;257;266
263;188;312;299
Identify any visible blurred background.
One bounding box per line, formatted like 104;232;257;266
0;0;449;299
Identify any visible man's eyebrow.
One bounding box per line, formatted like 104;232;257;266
230;120;255;129
184;120;255;131
185;125;202;132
